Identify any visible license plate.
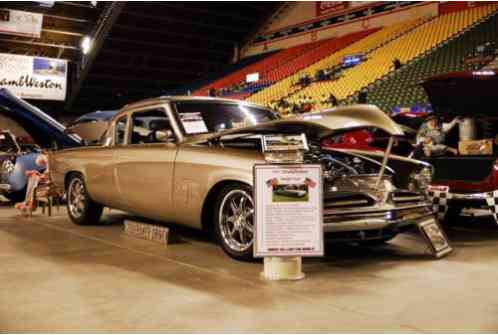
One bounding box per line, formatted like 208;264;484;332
428;185;449;193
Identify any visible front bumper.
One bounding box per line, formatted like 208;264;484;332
450;192;490;202
323;203;434;235
427;188;497;222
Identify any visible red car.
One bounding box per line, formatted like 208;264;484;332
420;69;498;222
322;126;417;156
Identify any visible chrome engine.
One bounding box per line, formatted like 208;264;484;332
303;142;430;216
303;143;385;182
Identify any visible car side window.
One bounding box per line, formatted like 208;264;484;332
115;116;128;146
130;108;175;145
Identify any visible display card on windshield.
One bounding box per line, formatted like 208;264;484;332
180;112;208;134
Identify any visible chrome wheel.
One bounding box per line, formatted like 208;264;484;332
68;178;86;219
218;189;254;253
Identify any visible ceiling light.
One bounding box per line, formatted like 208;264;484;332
81;36;92;54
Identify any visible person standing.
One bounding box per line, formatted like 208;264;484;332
358;87;368;104
328;93;338;106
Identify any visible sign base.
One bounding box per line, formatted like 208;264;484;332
261;257;305;281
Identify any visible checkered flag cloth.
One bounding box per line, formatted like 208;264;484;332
485;190;498;225
427;189;450;221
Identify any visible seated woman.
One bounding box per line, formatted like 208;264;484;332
416;115;460;157
15;153;49;216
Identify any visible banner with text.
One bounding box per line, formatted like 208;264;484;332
0;53;67;101
0;9;43;38
316;1;349;17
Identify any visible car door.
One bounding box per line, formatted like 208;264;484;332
113;105;178;220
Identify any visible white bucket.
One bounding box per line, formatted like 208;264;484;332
261;257;305;281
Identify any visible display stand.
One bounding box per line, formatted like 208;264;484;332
254;135;323;282
261;256;305;281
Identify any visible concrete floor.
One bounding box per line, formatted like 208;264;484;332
1;205;498;332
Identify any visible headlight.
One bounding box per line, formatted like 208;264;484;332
409;166;433;191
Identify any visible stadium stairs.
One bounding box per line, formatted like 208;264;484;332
340;4;498;110
217;30;380;100
365;8;498;113
247;16;430;107
164;51;275;96
252;4;498;112
193;40;325;96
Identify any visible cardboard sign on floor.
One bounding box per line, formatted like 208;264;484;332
417;217;452;258
124;220;169;245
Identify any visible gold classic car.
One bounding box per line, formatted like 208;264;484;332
49;96;435;260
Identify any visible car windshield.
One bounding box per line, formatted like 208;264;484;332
174;101;278;135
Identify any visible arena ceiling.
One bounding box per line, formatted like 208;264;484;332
0;1;284;115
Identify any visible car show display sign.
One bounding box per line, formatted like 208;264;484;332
124;220;169;245
418;217;452;258
0;53;67;101
262;134;309;152
0;9;43;38
254;164;324;257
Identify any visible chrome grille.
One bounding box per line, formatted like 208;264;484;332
392;190;427;205
324;192;375;209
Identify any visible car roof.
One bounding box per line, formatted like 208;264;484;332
113;96;274;121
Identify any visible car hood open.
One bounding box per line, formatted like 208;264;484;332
0;88;81;149
421;69;498;117
185;104;404;144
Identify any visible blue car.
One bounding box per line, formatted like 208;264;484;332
0;88;82;202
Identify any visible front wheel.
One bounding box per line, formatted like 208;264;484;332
66;173;103;225
214;183;255;261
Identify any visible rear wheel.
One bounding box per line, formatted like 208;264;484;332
66;173;103;225
214;183;254;261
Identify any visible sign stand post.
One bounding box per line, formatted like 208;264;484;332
262;256;305;281
254;134;324;281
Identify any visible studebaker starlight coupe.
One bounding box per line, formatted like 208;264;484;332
48;96;436;260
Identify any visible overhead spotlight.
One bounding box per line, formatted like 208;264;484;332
90;1;98;7
36;1;55;7
81;36;92;54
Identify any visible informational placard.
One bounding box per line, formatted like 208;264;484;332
0;53;67;101
254;164;324;257
418;217;452;258
0;9;43;38
179;112;208;134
